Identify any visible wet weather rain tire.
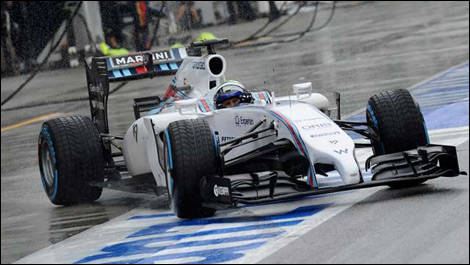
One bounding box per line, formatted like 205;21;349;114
38;115;105;205
164;119;218;219
366;89;430;188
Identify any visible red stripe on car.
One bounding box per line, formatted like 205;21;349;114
136;66;147;74
201;99;211;112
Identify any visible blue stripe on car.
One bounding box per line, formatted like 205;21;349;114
267;110;318;188
122;68;132;76
172;48;181;59
113;70;122;78
198;100;206;112
263;91;271;103
106;57;113;69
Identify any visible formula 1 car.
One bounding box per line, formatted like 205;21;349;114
38;39;466;218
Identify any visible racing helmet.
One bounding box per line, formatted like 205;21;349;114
214;80;250;109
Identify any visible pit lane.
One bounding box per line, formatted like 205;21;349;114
2;1;469;264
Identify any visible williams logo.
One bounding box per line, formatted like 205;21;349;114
334;148;348;155
234;115;254;127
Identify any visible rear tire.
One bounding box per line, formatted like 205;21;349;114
38;115;105;205
366;89;430;188
164;119;218;218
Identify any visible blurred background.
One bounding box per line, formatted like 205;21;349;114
2;1;468;115
1;1;338;75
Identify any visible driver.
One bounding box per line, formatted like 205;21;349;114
214;80;253;109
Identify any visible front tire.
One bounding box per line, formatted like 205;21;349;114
366;89;429;188
164;119;219;218
38;115;105;205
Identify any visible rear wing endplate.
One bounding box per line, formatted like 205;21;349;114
85;48;187;133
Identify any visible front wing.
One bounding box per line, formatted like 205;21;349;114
200;144;466;206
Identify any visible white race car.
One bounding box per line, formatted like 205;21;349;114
38;39;465;218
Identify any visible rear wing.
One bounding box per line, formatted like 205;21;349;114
104;48;188;82
85;48;187;133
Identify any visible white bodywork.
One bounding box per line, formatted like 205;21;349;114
122;53;362;189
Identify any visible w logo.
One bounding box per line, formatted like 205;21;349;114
334;149;348;155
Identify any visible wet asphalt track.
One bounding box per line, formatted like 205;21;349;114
1;1;469;264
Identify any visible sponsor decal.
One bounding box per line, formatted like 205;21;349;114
310;131;341;138
88;83;102;93
329;140;338;144
221;136;236;142
334;148;348;155
234;115;254;127
112;51;171;66
294;117;324;123
91;100;104;110
192;61;206;70
301;122;333;130
213;184;229;197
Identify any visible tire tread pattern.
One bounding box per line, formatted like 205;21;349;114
166;119;217;218
40;115;104;205
367;88;427;155
366;89;429;188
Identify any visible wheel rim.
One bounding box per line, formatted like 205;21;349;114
40;141;56;194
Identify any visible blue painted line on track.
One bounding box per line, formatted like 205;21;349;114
422;101;469;130
77;232;283;264
128;204;328;238
76;204;329;264
107;241;267;264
